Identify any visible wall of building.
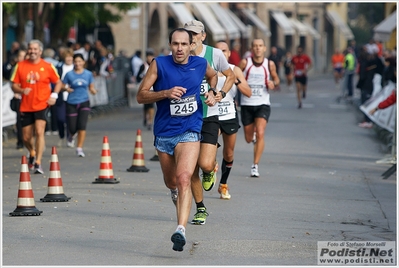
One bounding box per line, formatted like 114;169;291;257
108;2;351;74
108;5;142;57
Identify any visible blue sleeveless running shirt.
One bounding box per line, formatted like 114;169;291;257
153;55;207;137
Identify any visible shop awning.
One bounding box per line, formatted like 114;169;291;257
241;8;271;37
373;10;397;42
289;18;308;36
190;3;227;41
224;8;250;39
326;10;354;40
167;3;195;27
270;10;295;35
208;3;241;40
303;22;321;40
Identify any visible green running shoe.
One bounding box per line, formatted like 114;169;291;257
191;207;209;225
202;162;218;191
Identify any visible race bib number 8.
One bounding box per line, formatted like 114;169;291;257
170;95;198;117
200;80;208;95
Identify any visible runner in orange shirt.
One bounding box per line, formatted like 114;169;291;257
331;48;345;88
11;39;62;174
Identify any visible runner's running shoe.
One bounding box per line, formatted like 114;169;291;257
34;164;43;174
218;184;231;200
191;207;209;225
171;230;186;252
28;155;35;171
251;164;259;177
202;162;218;191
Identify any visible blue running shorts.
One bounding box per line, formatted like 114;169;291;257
154;131;201;156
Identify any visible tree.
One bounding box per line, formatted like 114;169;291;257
2;3;137;53
2;3;16;60
48;3;137;48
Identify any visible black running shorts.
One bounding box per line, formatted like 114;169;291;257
240;105;271;126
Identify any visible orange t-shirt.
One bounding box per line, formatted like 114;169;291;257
10;59;60;112
331;54;345;68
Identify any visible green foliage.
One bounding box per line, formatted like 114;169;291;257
54;3;136;41
350;26;372;45
357;3;385;26
65;3;136;27
2;2;16;14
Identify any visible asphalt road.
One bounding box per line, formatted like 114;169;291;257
2;74;396;267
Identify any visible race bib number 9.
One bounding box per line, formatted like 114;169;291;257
218;101;233;116
170;95;198;117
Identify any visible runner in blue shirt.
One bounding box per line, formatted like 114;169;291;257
62;53;97;157
136;28;217;252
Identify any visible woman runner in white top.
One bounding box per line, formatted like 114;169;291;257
215;41;251;199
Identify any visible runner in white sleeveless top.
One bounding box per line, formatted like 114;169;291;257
215;41;251;199
238;39;280;177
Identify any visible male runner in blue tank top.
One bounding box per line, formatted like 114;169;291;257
184;20;236;225
136;28;217;252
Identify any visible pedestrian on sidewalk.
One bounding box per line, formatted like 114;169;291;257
54;48;74;147
136;28;217;252
283;51;294;92
357;46;384;128
10;39;63;174
215;41;251;199
341;47;356;102
62;53;97;157
136;49;156;130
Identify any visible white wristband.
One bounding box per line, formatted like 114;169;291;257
50;92;58;99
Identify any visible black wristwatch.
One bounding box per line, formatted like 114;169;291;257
208;87;217;96
220;90;226;99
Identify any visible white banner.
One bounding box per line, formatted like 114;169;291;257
360;81;396;133
89;76;109;107
2;82;17;127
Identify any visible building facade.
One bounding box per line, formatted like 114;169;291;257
108;2;355;75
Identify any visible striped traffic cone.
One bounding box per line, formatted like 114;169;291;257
149;149;159;161
127;129;150;172
93;136;120;184
10;156;43;216
40;147;71;202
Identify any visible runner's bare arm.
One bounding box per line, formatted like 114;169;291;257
233;66;251;97
267;60;280;90
47;79;63;106
204;62;217;107
219;67;235;95
238;58;247;71
205;62;217;89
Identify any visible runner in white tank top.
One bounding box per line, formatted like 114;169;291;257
238;39;280;178
215;41;251;200
241;57;271;106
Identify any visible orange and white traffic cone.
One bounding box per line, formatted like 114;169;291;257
10;156;43;216
149;149;159;161
127;129;150;172
93;136;120;184
40;147;71;202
